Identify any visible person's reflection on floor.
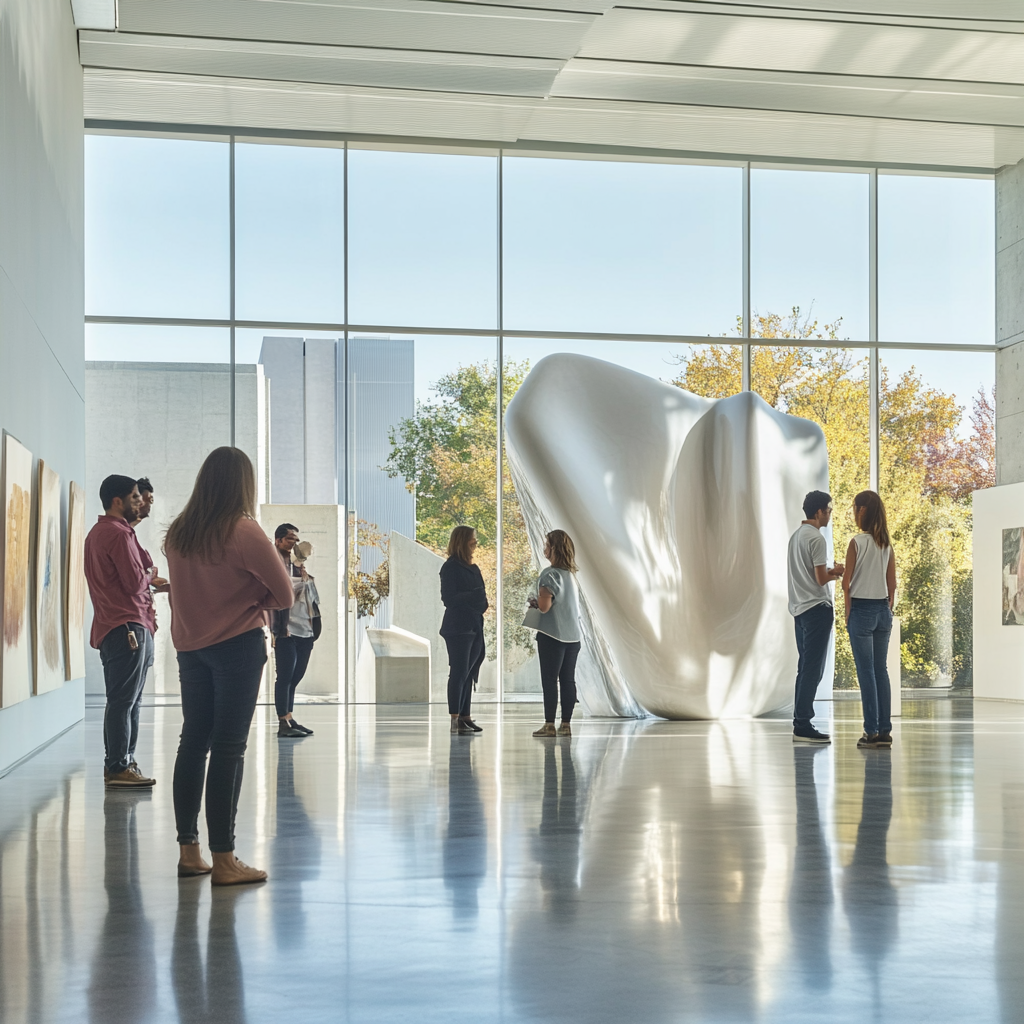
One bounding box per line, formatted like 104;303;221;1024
172;882;249;1024
534;741;581;917
271;740;322;948
788;745;833;991
443;737;487;923
87;791;156;1024
842;751;897;1015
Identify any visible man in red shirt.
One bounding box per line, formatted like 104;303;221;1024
84;475;159;788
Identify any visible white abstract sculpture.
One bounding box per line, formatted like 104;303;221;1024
505;354;830;720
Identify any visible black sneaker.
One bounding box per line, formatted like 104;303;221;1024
278;721;306;738
289;720;314;735
876;732;892;747
793;728;830;744
857;733;881;748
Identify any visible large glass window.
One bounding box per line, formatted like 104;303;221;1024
235;141;345;324
84;324;233;699
751;169;869;341
85;135;229;319
881;349;995;689
367;336;499;702
347;148;498;329
879;174;995;345
503;157;742;335
83;132;997;705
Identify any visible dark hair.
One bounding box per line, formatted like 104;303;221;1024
136;477;153;495
447;525;477;565
275;522;299;540
854;490;891;549
546;530;578;573
802;490;832;519
165;448;257;561
99;474;138;512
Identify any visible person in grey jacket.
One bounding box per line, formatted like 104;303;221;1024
439;526;488;735
529;530;581;738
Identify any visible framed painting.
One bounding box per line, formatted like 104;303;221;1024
34;460;64;694
64;481;86;681
1;434;33;707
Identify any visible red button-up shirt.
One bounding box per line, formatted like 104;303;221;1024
84;515;156;647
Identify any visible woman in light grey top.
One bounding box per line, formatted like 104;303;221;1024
842;490;898;750
528;530;582;738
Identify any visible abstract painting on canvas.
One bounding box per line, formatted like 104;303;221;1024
34;460;64;694
2;434;33;707
64;481;86;681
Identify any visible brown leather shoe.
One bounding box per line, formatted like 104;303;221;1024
533;723;557;737
557;723;572;737
128;762;156;785
104;767;156;788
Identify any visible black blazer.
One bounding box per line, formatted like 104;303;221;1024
439;557;488;636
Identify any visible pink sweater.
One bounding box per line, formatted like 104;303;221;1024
166;517;294;652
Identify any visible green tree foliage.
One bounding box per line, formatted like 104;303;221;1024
384;360;537;665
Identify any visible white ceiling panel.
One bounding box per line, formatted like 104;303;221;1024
79;32;564;97
522;95;1024;168
676;1;1023;19
553;60;1024;126
116;0;596;60
71;0;115;29
84;68;542;140
579;9;1024;85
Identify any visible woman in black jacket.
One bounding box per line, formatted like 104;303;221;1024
440;525;488;735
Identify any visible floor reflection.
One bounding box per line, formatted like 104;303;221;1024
3;698;1020;1023
271;740;322;949
534;741;582;916
171;884;250;1024
842;751;897;1014
443;737;487;922
789;745;834;992
88;791;157;1024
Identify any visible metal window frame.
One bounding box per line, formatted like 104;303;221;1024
83;133;998;703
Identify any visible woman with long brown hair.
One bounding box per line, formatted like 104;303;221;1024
166;447;294;884
528;530;582;738
439;525;488;735
842;490;898;750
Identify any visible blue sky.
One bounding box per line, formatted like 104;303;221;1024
84;135;994;432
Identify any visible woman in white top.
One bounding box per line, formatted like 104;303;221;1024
842;490;898;750
528;530;582;738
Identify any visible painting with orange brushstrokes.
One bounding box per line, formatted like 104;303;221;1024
2;434;33;707
34;460;64;695
64;481;86;681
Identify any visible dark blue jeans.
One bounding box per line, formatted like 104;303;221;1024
848;598;893;736
173;628;267;853
99;623;153;773
793;603;834;732
274;635;315;716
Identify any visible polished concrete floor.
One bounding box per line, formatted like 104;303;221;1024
2;696;1023;1023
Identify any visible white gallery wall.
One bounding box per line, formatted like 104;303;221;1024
974;482;1024;701
0;0;86;773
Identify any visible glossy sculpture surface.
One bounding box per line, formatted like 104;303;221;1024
505;353;830;720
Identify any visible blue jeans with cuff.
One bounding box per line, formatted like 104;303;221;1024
848;597;893;737
100;622;153;773
793;602;834;732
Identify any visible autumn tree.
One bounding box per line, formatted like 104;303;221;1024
672;309;993;687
